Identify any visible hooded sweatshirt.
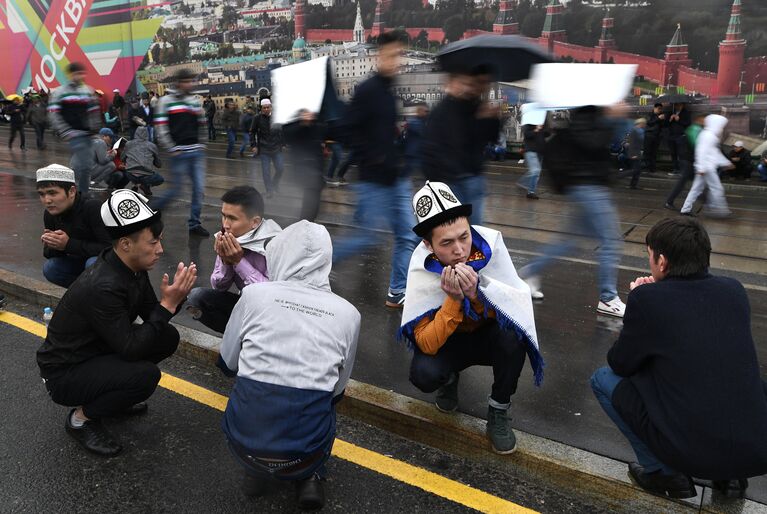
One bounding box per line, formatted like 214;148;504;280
694;115;732;175
124;126;161;174
220;221;360;460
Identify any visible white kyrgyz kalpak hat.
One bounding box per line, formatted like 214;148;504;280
101;189;161;239
260;98;271;106
734;140;744;148
36;164;75;184
412;181;472;237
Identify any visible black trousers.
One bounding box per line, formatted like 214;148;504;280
643;135;659;172
666;160;696;205
629;157;643;187
187;288;239;334
9;124;25;149
45;325;179;419
33;122;45;149
668;134;687;173
409;321;527;405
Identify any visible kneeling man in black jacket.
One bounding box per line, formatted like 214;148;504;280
591;217;767;499
37;189;197;457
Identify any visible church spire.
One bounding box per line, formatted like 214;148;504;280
353;0;365;44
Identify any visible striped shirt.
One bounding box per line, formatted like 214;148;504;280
154;90;207;153
48;82;100;139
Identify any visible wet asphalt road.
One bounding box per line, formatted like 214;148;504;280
0;127;766;505
0;301;626;514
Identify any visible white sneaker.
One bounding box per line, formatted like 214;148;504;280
597;297;626;318
524;276;544;300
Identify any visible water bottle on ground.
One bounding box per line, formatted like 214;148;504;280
43;307;53;327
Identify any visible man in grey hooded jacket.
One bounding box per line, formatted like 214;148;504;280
218;220;360;511
116;126;165;195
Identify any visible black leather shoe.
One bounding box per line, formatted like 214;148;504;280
65;410;122;457
296;473;325;511
189;225;210;237
712;479;748;499
120;402;148;417
628;462;696;499
664;202;676;211
241;472;269;498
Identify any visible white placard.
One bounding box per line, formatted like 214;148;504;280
531;63;638;108
271;56;330;126
520;103;548;126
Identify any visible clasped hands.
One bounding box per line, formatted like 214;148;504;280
440;263;479;302
215;231;244;266
630;275;655;290
41;229;69;251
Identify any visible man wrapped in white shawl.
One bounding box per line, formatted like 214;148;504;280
399;182;543;454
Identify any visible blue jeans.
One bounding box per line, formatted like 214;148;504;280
450;175;486;225
43;255;98;288
332;178;420;294
226;128;237;156
758;163;767;181
68;136;94;194
325;143;343;179
239;133;251;155
152;150;206;229
520;151;542;193
523;185;621;302
259;152;284;193
591;367;676;474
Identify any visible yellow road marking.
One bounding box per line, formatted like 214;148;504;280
2;311;538;514
0;311;47;338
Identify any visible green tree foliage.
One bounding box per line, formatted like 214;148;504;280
443;14;465;42
220;5;240;30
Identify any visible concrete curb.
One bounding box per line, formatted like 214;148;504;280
1;268;762;513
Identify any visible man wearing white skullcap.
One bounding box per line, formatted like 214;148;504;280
249;96;284;197
36;164;111;288
37;189;197;457
727;140;753;180
399;181;542;455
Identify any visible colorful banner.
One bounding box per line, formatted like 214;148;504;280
0;0;164;96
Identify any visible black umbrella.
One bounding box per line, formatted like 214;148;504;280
655;93;693;104
436;35;552;83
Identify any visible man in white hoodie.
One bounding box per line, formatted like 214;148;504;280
680;115;735;218
218;220;360;511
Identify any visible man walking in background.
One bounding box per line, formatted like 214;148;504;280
153;69;210;237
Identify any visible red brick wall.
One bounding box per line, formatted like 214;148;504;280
551;41;595;62
606;50;664;82
677;66;718;96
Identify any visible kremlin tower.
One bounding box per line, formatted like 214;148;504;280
493;0;518;35
294;0;305;40
717;0;746;96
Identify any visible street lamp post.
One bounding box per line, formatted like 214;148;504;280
739;70;746;98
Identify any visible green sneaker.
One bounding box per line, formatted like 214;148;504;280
435;373;459;413
486;405;517;454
